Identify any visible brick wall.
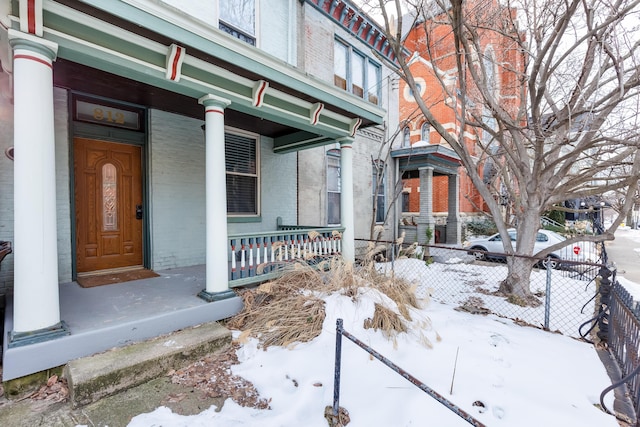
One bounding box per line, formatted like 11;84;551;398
0;72;14;293
149;110;298;270
150;110;207;270
54;88;72;283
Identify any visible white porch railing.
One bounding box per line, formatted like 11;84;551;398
227;226;345;287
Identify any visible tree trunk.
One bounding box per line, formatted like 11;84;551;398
497;210;541;299
499;256;533;297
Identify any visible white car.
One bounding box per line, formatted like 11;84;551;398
463;229;596;269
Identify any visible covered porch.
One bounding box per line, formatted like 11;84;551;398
1;0;385;381
392;144;463;245
2;224;344;381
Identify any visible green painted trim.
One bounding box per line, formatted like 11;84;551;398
229;273;276;288
228;227;345;240
41;1;385;131
68;92;153;275
8;321;70;348
197;289;236;302
70;0;385;124
8;28;58;58
274;131;324;147
50;34;353;140
273;135;335;154
228;216;262;223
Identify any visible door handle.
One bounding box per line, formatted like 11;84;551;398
136;204;143;220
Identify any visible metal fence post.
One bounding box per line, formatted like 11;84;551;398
333;318;344;419
544;258;552;330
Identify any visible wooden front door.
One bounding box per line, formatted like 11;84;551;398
74;138;143;273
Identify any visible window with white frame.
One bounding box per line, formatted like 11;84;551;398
372;161;386;223
225;131;259;215
219;0;256;46
327;152;341;225
334;39;381;105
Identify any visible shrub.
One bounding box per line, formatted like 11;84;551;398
464;219;498;239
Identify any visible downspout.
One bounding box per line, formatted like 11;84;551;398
288;0;297;65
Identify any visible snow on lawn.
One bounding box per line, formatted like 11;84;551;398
379;258;597;337
127;261;618;427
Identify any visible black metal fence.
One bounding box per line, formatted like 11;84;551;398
608;277;640;425
331;318;486;427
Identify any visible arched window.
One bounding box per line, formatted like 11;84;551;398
483;46;498;99
402;127;410;147
420;122;430;143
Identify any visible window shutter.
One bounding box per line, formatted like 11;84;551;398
225;132;258;215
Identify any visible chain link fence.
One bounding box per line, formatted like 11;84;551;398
355;239;605;339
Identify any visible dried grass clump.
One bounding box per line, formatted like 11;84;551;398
227;263;327;349
364;303;408;338
376;280;419;320
364;241;388;262
228;256;427;349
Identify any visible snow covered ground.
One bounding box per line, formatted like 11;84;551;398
122;258;624;427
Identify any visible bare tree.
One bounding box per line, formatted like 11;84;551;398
368;0;640;299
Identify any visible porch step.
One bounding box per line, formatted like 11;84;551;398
63;321;231;407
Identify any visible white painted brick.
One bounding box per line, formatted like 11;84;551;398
149;110;297;270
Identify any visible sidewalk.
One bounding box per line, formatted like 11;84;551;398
605;227;640;284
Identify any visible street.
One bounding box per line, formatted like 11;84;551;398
604;227;640;285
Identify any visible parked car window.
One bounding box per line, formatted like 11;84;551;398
536;233;548;242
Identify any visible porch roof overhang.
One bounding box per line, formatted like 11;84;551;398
5;0;386;151
391;144;462;176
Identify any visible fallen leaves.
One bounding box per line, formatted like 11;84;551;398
169;343;271;410
18;375;69;403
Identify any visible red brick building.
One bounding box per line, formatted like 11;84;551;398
397;0;523;239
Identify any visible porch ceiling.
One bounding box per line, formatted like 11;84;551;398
392;144;462;176
54;59;292;138
9;0;386;149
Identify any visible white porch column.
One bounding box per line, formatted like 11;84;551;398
198;94;235;302
9;30;67;340
417;167;435;244
339;137;355;262
446;173;461;244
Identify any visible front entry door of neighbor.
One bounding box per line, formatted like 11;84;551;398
74;138;143;273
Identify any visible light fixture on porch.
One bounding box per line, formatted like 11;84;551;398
5;146;13;160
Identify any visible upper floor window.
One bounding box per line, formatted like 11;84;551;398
226;130;259;216
334;39;381;105
219;0;256;46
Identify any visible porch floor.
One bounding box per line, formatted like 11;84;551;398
2;265;243;381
